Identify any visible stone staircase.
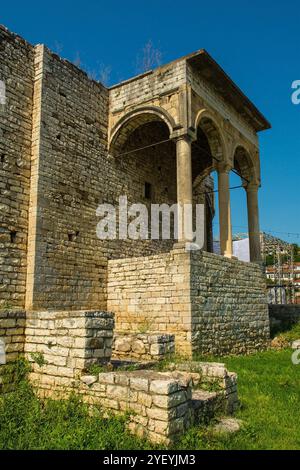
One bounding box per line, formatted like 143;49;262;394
78;360;239;444
191;390;221;424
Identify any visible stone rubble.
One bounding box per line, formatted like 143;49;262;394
112;332;175;361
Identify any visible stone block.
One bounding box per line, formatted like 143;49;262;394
292;340;300;350
150;379;179;395
152;390;187;409
130;376;149;392
81;375;98;386
98;372;115;385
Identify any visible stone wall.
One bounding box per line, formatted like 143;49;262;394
0;309;26;392
25;311;114;388
81;369;193;445
190;251;270;355
269;304;300;331
112;332;175;361
24;44;189;312
0;26;34;308
35;367;195;445
25;45;110;311
107;246;270;356
109;60;186;133
171;361;239;415
107;245;192;356
0;27;193;313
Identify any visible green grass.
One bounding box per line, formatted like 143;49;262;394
1;340;300;450
0;380;155;450
275;322;300;343
0;358;155;450
176;348;300;450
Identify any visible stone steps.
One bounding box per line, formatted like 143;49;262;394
191;389;221;424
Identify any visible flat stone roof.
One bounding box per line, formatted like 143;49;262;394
110;49;271;133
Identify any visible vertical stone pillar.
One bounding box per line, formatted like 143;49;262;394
25;45;45;310
246;181;262;263
217;163;233;257
176;135;193;242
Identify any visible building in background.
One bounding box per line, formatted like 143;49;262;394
0;25;271;358
228;232;300;304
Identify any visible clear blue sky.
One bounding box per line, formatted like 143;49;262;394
1;0;299;243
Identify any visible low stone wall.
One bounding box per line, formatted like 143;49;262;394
34;361;238;445
190;251;270;355
30;369;194;445
25;311;114;387
269;304;300;331
0;310;26;392
170;361;239;415
81;370;193;445
107;245;192;355
112;333;175;361
107;245;270;357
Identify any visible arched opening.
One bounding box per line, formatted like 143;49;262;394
234;145;255;183
109;108;175;157
192;116;226;253
112;118;176;205
232;145;256;234
231;145;259;261
108;111;177;256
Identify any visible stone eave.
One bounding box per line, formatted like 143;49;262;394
109;49;271;133
186;49;271;132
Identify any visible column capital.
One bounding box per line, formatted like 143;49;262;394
171;127;197;143
215;161;233;174
244;177;261;192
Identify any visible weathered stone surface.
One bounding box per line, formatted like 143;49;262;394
112;333;175;361
98;372;115;385
0;310;26;392
150;379;179;395
213;417;242;434
129;376;149;392
80;375;97;386
131;340;146;355
108;249;270;356
114;338;132;353
270;336;289;350
0;26;34;310
23;311;114;381
152;390;187;409
292;340;300;350
269;305;300;331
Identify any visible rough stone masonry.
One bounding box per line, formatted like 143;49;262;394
0;24;270;367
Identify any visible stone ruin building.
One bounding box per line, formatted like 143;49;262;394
0;27;272;441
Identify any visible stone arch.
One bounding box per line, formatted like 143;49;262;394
191;110;228;254
192;173;215;253
194;109;227;163
191;110;227;205
109;106;176;156
233;144;258;184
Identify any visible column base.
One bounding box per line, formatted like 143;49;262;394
223;253;237;259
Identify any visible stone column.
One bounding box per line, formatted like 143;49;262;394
246;181;262;263
217;163;233;257
176;135;193;242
